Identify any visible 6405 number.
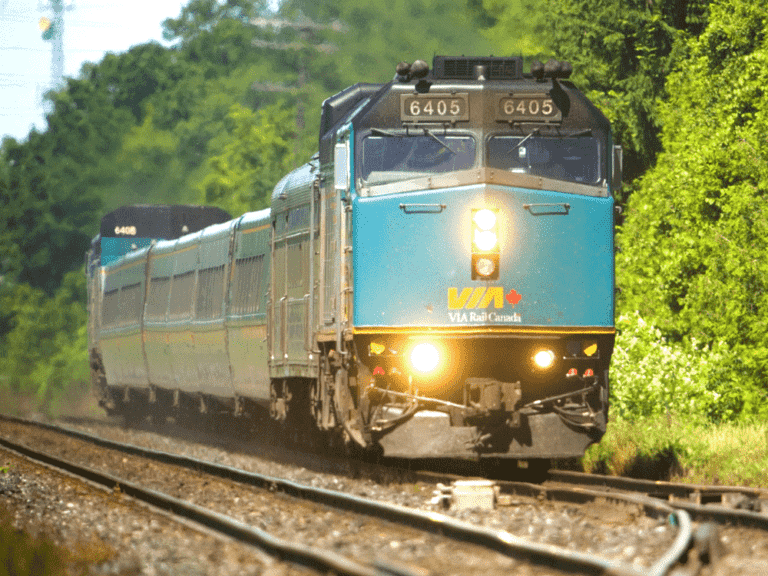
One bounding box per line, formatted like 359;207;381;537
401;94;469;122
498;96;561;122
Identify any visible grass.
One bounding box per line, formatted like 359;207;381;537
0;508;69;576
579;414;768;487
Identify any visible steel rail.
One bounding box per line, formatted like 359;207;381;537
0;415;690;576
494;482;693;576
548;470;768;530
550;470;768;501
0;435;418;576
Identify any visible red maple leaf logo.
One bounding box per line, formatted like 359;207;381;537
505;289;522;306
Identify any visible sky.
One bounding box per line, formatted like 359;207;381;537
0;0;192;143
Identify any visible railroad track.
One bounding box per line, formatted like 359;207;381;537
0;414;691;576
0;426;414;576
546;470;768;529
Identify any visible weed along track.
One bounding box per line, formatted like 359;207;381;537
0;415;700;575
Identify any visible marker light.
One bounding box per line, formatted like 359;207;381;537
475;257;496;277
410;343;440;374
533;349;556;369
369;342;385;355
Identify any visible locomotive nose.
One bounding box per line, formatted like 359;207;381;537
352;181;613;330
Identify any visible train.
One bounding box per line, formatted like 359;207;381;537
86;55;621;462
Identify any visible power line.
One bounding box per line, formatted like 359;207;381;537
0;73;54;79
2;12;134;28
2;15;124;27
250;14;341;163
0;46;104;52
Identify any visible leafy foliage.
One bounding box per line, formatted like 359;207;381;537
471;0;549;61
478;0;711;198
197;102;299;215
163;0;266;44
279;0;495;87
617;0;768;394
1;132;99;296
611;312;766;422
0;271;89;413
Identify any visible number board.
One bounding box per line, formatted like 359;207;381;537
498;95;562;123
113;226;138;236
400;93;469;122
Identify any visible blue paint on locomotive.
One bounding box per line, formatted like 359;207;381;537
352;185;614;328
101;237;154;266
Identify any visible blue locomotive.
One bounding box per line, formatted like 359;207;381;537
86;56;621;461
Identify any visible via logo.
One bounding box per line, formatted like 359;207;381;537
448;287;522;310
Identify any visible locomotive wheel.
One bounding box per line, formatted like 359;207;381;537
119;389;149;427
524;459;551;482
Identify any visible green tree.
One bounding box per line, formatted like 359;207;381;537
197;102;298;214
546;0;710;188
617;0;768;389
470;0;549;57
163;0;267;44
480;0;711;198
0;271;88;412
1;131;99;295
279;0;495;87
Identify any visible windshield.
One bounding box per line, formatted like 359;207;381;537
487;136;601;185
360;132;476;187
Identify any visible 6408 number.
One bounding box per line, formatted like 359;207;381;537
114;226;137;236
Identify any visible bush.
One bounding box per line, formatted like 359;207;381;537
611;311;768;422
615;0;768;376
0;271;90;417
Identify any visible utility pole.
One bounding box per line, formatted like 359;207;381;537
250;14;344;164
39;0;72;90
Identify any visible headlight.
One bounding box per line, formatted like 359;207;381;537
473;209;497;231
410;342;440;374
473;229;498;251
471;208;500;280
533;349;556;369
